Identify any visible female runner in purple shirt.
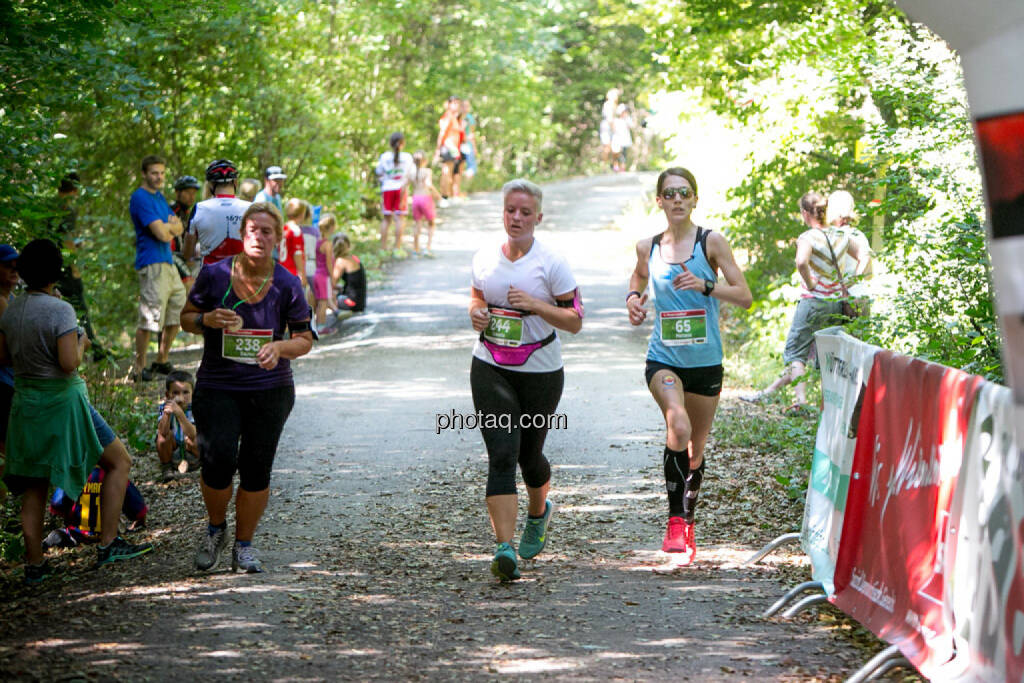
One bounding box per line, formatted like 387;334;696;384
181;202;313;573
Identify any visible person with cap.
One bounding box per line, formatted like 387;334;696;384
182;159;251;270
171;175;202;290
50;173;109;361
171;175;201;224
254;166;286;213
0;243;19;458
129;155;186;382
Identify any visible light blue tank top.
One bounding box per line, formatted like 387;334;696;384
646;227;723;368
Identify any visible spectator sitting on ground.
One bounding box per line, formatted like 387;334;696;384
44;466;149;549
238;178;261;202
156;369;198;483
332;232;366;317
0;239;153;583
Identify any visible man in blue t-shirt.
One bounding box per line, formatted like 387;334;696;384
129;155;187;382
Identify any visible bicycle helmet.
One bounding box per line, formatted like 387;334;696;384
205;159;238;184
174;175;201;191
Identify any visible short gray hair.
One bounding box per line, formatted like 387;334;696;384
502;178;543;211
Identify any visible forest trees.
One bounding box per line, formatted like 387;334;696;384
1;0;656;336
0;0;1000;377
647;0;1001;378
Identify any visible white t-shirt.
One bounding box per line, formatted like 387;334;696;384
188;195;251;264
471;238;577;373
301;226;320;278
376;152;416;193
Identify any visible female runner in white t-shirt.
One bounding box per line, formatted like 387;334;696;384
468;179;583;582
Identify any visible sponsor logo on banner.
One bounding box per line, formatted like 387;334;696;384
801;328;880;596
832;350;983;678
944;381;1024;681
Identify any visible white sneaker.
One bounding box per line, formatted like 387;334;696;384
232;542;263;573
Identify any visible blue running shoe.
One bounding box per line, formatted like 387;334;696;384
490;542;520;581
519;500;555;559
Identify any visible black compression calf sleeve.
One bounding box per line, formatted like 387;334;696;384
682;460;705;523
663;447;689;517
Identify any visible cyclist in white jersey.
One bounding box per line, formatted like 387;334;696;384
183;159;251;268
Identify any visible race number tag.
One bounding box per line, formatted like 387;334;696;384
660;310;707;346
484;308;524;347
222;328;273;364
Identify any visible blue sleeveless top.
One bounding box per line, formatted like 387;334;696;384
646;227;723;368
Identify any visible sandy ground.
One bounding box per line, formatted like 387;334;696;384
0;174;885;681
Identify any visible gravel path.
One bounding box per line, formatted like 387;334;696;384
0;174;875;681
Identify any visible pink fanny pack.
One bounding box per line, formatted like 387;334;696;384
480;331;556;367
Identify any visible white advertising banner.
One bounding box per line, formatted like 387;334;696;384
800;328;879;595
944;381;1024;681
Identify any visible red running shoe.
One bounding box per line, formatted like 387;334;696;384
662;516;687;553
680;520;696;565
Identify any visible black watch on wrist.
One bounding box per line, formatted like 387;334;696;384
702;279;715;296
196;312;205;329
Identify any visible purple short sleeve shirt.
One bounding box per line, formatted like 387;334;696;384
188;259;310;390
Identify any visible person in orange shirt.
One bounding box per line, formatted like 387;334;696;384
434;96;464;203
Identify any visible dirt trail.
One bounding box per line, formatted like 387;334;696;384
0;174;871;681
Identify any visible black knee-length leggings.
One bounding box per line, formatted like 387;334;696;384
470;357;564;497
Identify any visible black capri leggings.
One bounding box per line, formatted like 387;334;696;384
193;384;295;491
470;357;564;497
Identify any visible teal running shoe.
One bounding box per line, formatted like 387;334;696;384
519;500;555;559
490;542;520;581
96;536;153;567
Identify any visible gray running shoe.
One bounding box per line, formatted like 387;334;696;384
232;542;263;574
195;526;228;571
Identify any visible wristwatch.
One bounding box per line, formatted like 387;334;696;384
702;279;715;296
196;312;205;329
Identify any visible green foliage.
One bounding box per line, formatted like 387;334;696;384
648;0;1001;380
2;0;656;345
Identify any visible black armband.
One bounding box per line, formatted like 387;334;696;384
289;320;312;333
555;299;574;308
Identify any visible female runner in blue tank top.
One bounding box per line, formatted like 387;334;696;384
626;167;751;564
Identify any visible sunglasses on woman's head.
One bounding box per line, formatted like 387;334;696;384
660;187;693;200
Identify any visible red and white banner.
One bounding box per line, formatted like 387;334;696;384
832;350;983;677
944;381;1024;681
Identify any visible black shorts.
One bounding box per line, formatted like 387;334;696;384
192;384;295;492
644;360;723;397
